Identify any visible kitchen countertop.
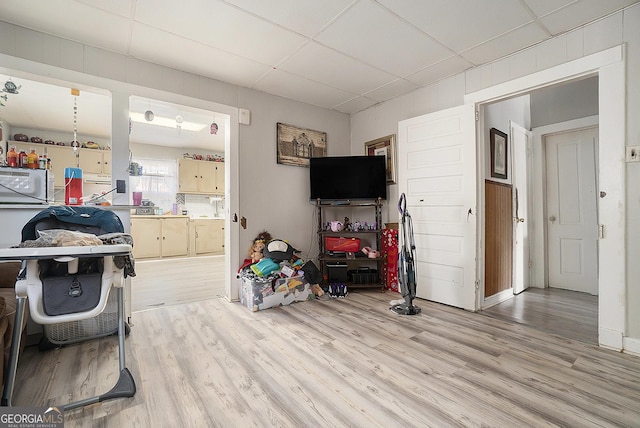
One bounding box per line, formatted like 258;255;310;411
130;214;224;219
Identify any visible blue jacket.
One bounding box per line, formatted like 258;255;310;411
21;206;125;242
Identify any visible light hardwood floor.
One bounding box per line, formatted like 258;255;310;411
481;288;598;345
131;255;226;312
12;288;640;427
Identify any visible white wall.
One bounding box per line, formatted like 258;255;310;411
484;95;531;185
351;4;640;345
236;88;350;260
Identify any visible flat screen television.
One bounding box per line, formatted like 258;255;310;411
309;156;387;201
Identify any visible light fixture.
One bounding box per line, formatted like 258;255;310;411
129;112;207;132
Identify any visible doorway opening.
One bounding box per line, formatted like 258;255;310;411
128;95;229;311
479;77;601;343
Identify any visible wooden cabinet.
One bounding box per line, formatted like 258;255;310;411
213;163;224;194
178;159;224;195
8;141;111;187
78;148;111;175
44;145;78;188
130;218;161;259
131;217;189;259
190;219;224;256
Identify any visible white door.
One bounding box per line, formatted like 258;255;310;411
545;127;598;294
511;121;531;295
397;104;477;311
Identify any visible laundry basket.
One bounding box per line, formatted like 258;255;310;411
42;288;119;346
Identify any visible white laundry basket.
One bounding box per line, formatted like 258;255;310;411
43;289;119;346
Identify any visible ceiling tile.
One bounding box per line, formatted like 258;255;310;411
377;0;534;52
134;0;306;65
130;23;272;87
363;78;419;102
333;96;378;114
277;42;397;94
222;0;354;37
316;0;452;76
76;0;134;18
522;0;575;17
460;22;549;66
406;56;473;87
539;0;637;35
0;0;130;53
253;69;356;108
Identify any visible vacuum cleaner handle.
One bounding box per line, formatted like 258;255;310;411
398;193;407;216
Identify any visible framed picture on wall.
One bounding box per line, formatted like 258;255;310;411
490;127;508;179
365;134;396;184
276;122;327;167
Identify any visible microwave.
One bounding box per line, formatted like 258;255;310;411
0;167;54;204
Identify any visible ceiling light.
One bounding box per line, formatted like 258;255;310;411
130;112;207;132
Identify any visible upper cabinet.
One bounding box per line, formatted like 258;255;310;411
178;158;224;195
42;144;78;188
8;141;112;187
78;148;111;175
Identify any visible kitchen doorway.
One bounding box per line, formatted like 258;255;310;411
128;95;229;311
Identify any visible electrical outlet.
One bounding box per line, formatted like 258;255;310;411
626;146;640;162
116;180;126;193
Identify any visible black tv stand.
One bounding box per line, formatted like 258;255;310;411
316;198;385;291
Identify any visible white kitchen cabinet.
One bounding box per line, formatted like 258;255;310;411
9;142;112;187
44;145;79;188
190;219;224;256
131;217;189;259
78;148;111;175
178;158;224;195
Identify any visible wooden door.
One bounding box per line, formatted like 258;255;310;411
511;121;531;294
485;180;513;298
545;127;598;294
397;104;477;310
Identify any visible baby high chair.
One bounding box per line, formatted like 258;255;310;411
0;206;136;411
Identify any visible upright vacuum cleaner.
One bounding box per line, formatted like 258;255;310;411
390;193;421;315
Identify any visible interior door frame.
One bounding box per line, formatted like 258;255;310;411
466;45;626;350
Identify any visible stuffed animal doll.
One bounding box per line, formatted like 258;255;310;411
248;231;272;263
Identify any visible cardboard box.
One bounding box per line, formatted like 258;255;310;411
239;274;311;312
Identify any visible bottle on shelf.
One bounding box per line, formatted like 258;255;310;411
17;149;28;168
6;146;18;167
27;148;39;169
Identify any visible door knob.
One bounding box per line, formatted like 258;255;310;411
549;216;556;222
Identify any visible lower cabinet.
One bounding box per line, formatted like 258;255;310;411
190;219;224;256
130;217;189;259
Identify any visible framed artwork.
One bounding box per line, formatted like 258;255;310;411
276;122;327;167
365;134;396;184
490;127;508;179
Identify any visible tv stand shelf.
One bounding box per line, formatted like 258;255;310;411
316;198;385;290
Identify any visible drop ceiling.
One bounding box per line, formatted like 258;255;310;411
0;0;637;148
